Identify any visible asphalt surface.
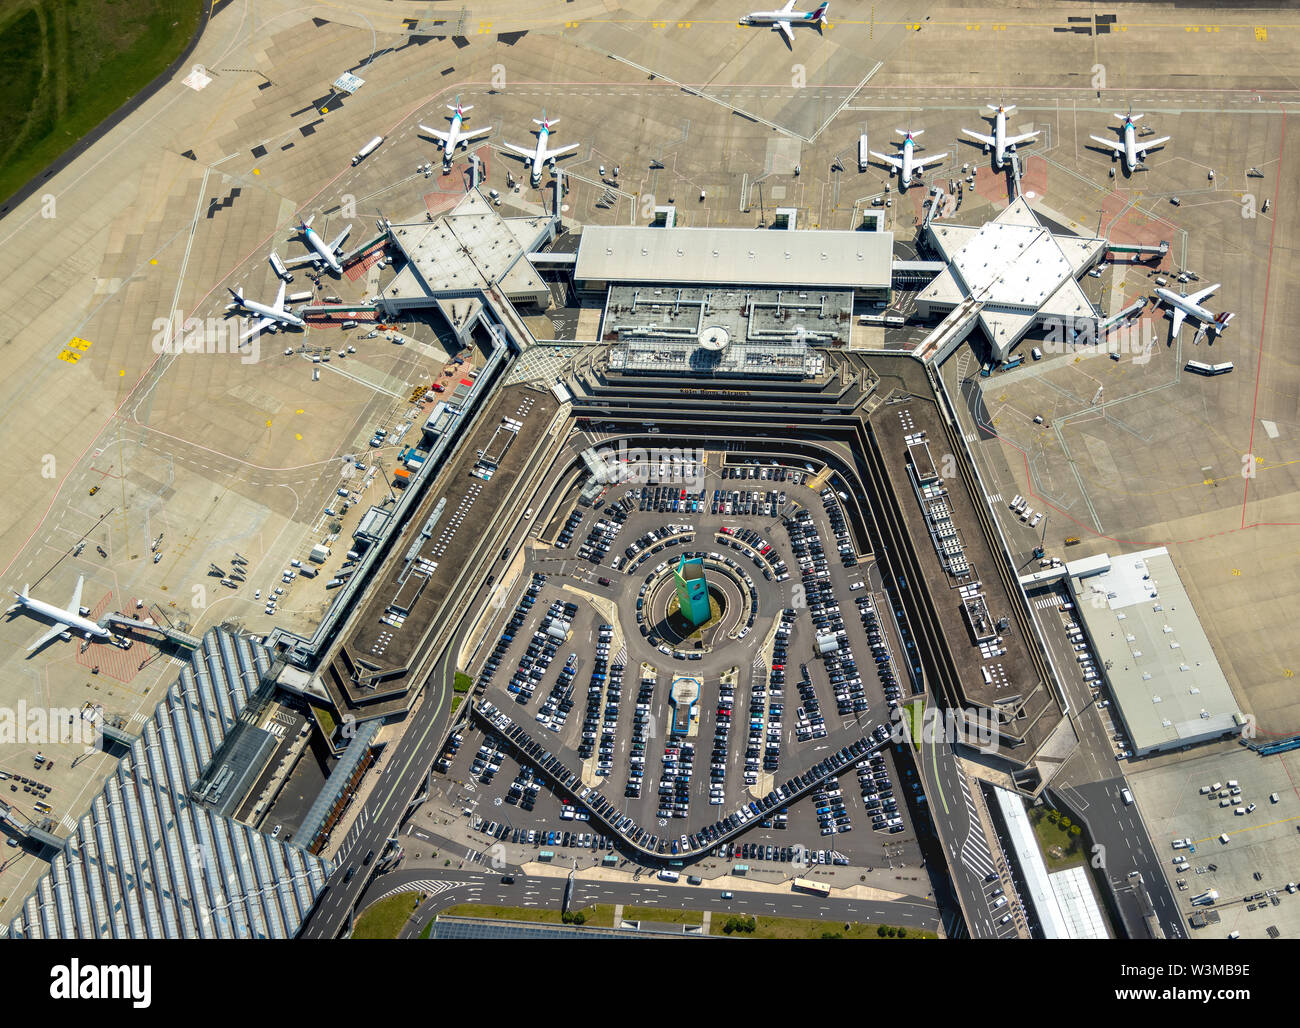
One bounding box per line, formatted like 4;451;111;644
351;865;942;939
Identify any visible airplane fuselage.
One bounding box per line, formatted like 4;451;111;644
234;296;304;328
529;127;554;184
12;596;109;642
443;113;466;157
1122;121;1139;172
1155;287;1215;325
900;138;917;185
304;225;342;273
992;109;1008;168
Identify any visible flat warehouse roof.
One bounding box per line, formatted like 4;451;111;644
1067;547;1242;754
575;226;894;290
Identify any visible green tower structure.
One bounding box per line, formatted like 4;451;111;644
674;556;711;627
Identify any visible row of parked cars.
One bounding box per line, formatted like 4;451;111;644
857;751;904;833
712;487;786;519
477;573;547;692
812;780;853;836
577;511;625;565
505;600;575;705
470;736;507;784
757;611;797;777
657;740;696;820
718;525;791;581
506;764;542;812
857;595;902;711
712;677;736;804
635;485;707;515
821;488;859;568
535;651;578;733
555;508;584;549
625;673;655;798
722;462;804;484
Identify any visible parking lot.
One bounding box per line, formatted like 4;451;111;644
429;454;928;874
1129;745;1300;939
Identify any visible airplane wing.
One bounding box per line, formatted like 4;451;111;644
1169;307;1188;337
1089;135;1124;154
273;281;287;311
780;0;798;10
869;151;902;170
283;252;322;269
240;315;274;343
327;225;351;254
774;19;794;43
27;622;69;653
1004;130;1040;146
419;124;452;144
962;129;995;146
541;142;580;161
501;142;536;159
67;576;84;617
915;152;949;169
460;125;492;143
1184;283;1220;306
1134;135;1171;156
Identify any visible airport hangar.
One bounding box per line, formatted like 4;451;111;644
1061;548;1244;757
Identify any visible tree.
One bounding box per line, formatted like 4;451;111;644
572;911;586;925
897;927;908;938
1070;824;1082;837
820;930;842;939
877;925;889;937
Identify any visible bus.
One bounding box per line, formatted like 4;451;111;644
1186;360;1234;376
792;877;831;897
538;850;555;862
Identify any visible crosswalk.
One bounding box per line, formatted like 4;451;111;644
1034;596;1061;610
957;774;998;879
985;493;1002;505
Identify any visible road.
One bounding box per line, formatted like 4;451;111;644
346;865;942;938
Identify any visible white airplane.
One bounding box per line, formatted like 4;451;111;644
1155;283;1234;342
962;104;1039;169
1090;109;1170;173
420;96;492;166
870;130;948;188
501;111;579;186
741;1;829;45
8;577;111;653
284;216;351;275
226;282;305;342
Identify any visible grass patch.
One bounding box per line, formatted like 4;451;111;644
440;903;611;927
351;893;418;939
712;914;936;939
453;671;473;694
1029;806;1087;870
0;0;203;206
902;699;924;747
310;704;336;738
621;906;702;927
418;919;433;940
450;696;463;714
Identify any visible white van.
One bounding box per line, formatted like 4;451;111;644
657;869;680;883
1121;788;1134;805
1031;347;1042;361
992;896;1007;908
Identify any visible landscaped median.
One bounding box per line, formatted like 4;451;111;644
387;900;935;939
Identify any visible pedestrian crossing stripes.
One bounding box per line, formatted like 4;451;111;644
957;776;998;878
1034;596;1061;610
59;815;78;833
986;493;1002;505
130;712;148;726
374;878;469;903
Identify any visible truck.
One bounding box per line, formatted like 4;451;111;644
1064;536;1081;546
352;135;384;165
286;290;313;304
858;132;870;172
268;251;292;282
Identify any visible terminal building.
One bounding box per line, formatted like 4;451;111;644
1065;547;1245;756
914;197;1106;364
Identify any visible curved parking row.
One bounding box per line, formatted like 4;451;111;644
473;698;891;864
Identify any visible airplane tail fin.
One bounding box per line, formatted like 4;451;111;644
228;287;242;301
1002;103;1016;112
811;2;829;21
1116;112;1143;123
22;584;29;599
301;215;314;230
1214;312;1235;332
